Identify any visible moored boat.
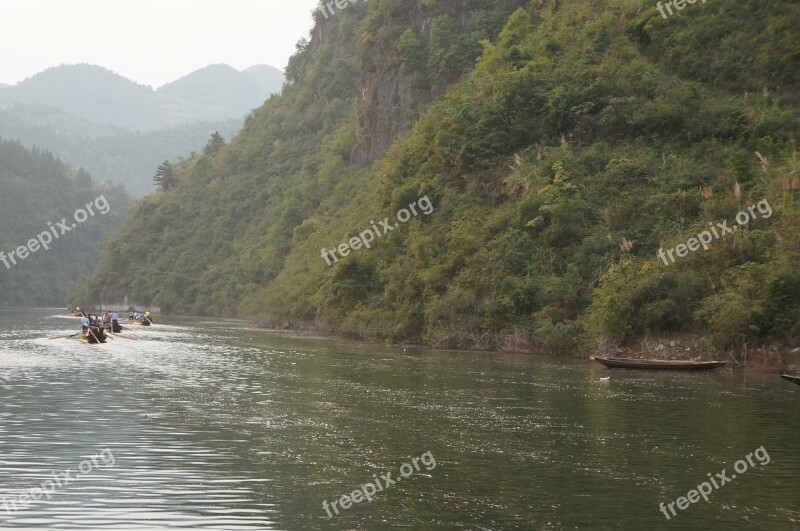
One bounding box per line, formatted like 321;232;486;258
781;374;800;386
591;356;727;370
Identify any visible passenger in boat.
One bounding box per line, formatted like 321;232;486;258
111;311;120;332
81;314;90;331
103;312;111;326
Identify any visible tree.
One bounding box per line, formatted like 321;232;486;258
153;160;177;191
203;132;225;157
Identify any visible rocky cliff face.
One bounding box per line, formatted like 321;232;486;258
349;0;528;165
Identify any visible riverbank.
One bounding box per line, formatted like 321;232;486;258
593;334;800;374
247;315;799;374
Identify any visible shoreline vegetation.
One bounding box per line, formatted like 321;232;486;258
247;314;799;374
67;1;799;365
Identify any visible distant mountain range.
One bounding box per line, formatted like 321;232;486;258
0;104;244;197
0;63;283;130
0;63;284;195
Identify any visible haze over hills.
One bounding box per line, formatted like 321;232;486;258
0;63;284;195
0;104;243;197
158;64;283;122
241;65;284;94
0;138;133;306
0;63;284;130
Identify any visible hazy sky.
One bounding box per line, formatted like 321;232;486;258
0;0;320;87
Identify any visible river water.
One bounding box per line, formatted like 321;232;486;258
0;308;798;530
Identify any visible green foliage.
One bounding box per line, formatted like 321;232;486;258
153;160;177;191
0;138;132;305
78;0;799;354
203;131;226;157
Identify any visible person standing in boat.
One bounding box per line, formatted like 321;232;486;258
144;310;152;324
81;314;90;331
111;310;120;332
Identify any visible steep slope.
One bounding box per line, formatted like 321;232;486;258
0;139;132;305
76;0;799;353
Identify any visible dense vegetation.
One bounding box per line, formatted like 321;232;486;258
0;138;132;305
73;0;799;354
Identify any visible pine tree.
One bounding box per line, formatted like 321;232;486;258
203;131;225;156
153;160;177;191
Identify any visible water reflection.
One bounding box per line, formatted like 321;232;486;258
0;309;798;530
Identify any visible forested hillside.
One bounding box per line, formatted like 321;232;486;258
0;105;242;196
0;139;131;305
73;0;800;354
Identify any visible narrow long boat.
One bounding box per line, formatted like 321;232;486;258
781;374;800;386
127;319;151;326
80;327;107;344
591;356;727;370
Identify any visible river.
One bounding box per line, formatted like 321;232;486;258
0;309;798;529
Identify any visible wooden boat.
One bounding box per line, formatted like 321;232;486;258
781;374;800;386
127;319;151;326
80;327;107;344
112;320;122;333
591;356;727;370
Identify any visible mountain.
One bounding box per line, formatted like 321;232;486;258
157;64;275;122
0;103;123;137
0;64;284;195
0;105;243;196
0;64;166;130
72;0;800;354
0;63;285;130
242;65;284;95
0;138;132;306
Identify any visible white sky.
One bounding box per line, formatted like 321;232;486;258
0;0;320;88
